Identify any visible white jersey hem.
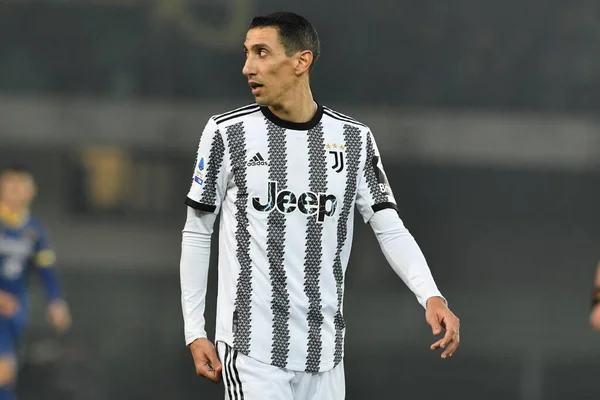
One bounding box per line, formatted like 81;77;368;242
215;330;340;373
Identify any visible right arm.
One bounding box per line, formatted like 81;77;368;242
180;208;222;382
180;117;228;381
180;207;217;345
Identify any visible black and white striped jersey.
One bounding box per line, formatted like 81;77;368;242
185;103;398;373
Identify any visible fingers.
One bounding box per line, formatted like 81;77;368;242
428;317;443;336
194;353;222;383
54;314;71;334
430;338;443;350
429;312;460;359
197;362;222;383
426;307;444;336
206;347;223;377
441;332;460;359
51;306;72;333
47;304;70;334
440;327;454;348
191;340;222;383
440;321;460;358
430;332;460;357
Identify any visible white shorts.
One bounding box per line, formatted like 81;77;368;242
217;341;345;400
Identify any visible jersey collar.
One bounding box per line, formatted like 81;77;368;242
260;102;324;131
0;203;29;228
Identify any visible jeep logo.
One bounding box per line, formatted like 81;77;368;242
252;181;338;222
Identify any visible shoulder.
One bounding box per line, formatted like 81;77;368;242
321;105;369;131
26;217;46;234
23;217;48;242
210;103;262;127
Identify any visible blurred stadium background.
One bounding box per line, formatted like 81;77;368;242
1;0;600;399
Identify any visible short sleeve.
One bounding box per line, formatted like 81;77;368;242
185;118;229;214
355;130;398;223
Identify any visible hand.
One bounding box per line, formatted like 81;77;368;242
590;304;600;331
426;296;460;359
47;300;71;334
0;291;19;317
189;338;222;383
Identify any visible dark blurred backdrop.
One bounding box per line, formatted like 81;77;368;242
1;1;599;399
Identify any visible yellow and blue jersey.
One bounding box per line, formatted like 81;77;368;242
0;206;62;355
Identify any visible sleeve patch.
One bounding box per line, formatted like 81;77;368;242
35;250;56;268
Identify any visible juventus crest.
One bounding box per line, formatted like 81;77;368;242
326;143;345;173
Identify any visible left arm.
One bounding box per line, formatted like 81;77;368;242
34;227;71;334
355;129;460;358
369;209;459;358
369;209;443;308
35;249;62;302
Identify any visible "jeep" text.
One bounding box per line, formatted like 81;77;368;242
252;181;338;222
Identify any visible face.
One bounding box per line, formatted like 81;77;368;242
243;27;304;106
0;172;36;210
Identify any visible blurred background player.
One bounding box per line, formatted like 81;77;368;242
590;262;600;330
0;165;71;400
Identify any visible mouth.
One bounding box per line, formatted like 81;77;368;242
249;81;263;95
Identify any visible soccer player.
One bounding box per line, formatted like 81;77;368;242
590;262;600;330
180;11;460;399
0;165;71;399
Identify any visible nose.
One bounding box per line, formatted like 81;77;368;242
242;56;254;77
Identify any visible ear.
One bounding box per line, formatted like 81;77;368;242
26;176;37;201
295;50;314;76
30;180;38;199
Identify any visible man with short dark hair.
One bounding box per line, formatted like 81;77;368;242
180;11;460;399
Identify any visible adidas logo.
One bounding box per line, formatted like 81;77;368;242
247;152;269;167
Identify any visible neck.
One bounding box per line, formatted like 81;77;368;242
268;83;316;123
0;202;28;227
0;202;25;214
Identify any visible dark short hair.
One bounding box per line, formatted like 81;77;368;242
2;164;32;176
250;12;320;71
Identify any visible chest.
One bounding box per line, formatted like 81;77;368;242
230;129;363;221
0;228;36;259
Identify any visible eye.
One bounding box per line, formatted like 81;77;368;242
259;49;267;57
